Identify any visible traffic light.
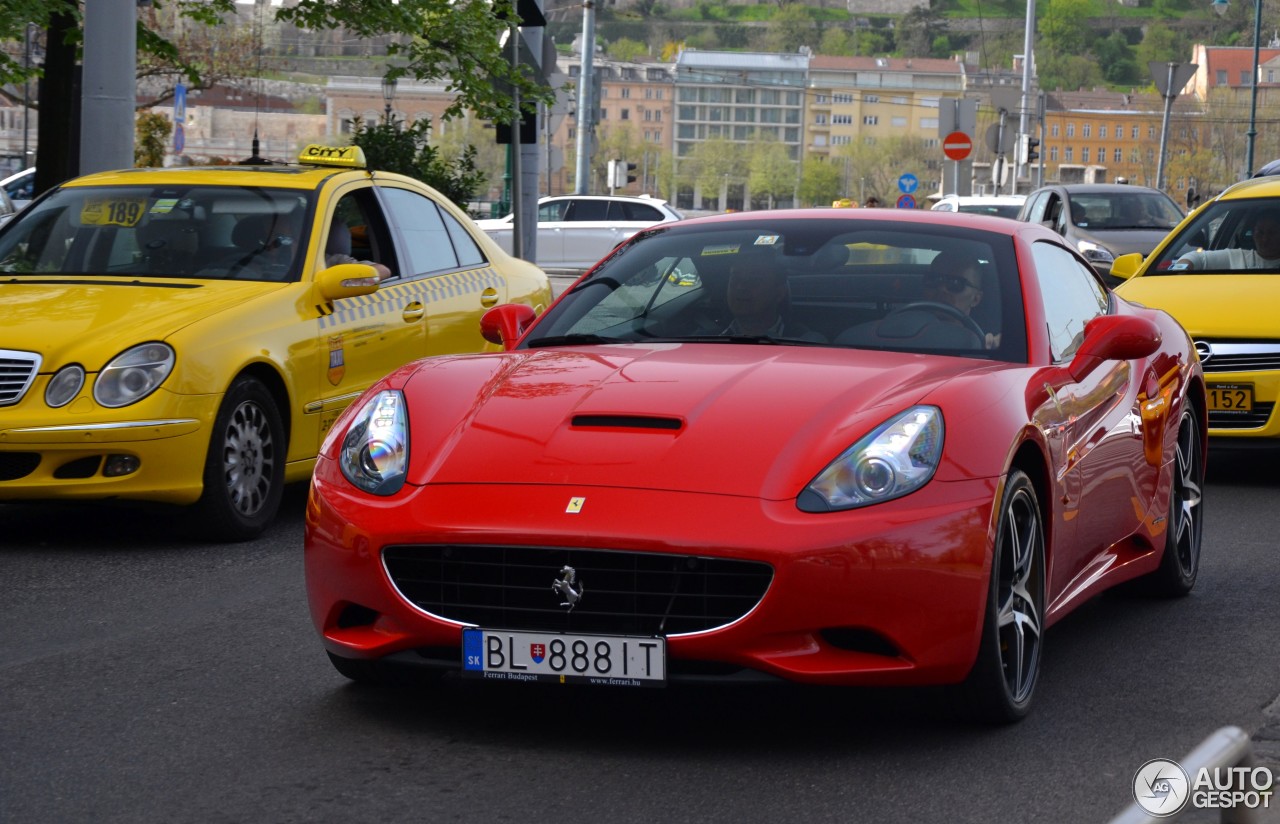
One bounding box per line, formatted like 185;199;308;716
1019;134;1040;165
608;159;638;189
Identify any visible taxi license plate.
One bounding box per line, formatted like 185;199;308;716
1207;384;1254;413
462;628;666;687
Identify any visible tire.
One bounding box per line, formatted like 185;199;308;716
192;377;285;542
957;468;1046;724
1140;408;1204;597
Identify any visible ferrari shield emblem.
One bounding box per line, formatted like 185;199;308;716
327;335;346;385
530;643;546;664
566;496;585;513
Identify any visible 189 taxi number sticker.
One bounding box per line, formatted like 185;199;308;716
462;628;666;687
80;197;148;228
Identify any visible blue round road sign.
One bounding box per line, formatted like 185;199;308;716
898;173;919;194
896;193;916;209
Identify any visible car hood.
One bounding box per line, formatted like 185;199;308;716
399;344;986;499
1116;274;1280;338
2;276;286;369
1075;226;1171;256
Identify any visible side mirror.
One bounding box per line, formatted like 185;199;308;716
314;263;380;301
480;303;538;349
1109;253;1144;281
1068;314;1161;381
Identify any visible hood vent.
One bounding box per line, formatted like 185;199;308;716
571;414;682;431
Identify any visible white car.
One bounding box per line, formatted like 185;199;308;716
476;194;683;273
1;167;35;212
931;194;1026;219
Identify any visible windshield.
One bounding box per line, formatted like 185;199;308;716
1147;197;1280;274
1068;191;1183;231
524;218;1028;363
0;185;314;281
958;203;1022;219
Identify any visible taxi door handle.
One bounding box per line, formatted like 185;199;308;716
402;301;425;322
480;287;499;308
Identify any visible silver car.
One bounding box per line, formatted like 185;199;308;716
1017;183;1184;286
476;194;683;273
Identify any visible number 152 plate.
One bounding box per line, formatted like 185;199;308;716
462;628;666;687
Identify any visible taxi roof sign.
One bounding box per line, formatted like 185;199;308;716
297;144;367;169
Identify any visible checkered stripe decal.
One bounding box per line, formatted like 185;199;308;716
318;267;505;331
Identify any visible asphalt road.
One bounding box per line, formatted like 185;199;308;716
1;450;1277;824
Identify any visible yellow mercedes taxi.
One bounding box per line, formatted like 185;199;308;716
1112;175;1280;445
0;145;552;540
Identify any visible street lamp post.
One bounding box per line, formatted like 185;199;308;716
1213;0;1262;176
381;76;398;126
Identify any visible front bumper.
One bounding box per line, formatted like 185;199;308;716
304;462;1001;687
0;387;221;504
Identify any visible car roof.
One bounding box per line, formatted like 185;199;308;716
1208;175;1280;201
59;163;380;192
937;195;1025;203
1035;183;1167;195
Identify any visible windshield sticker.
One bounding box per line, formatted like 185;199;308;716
754;235;781;246
79;198;147;228
700;244;740;257
150;198;180;215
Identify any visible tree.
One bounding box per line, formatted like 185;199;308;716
349;118;486;208
798;156;845;207
746;135;796;208
1096;31;1141;86
761;5;817;53
277;0;557;124
1135;22;1187;70
134;110;173;168
1038;0;1093;68
606;37;649;62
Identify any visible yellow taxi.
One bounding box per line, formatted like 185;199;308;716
0;145;552;539
1112;175;1280;444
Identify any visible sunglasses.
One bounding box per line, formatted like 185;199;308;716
926;274;981;294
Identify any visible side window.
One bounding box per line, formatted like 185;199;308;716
439;207;484;267
538;200;570;222
1025;192;1047;224
379;187;459;277
1031;241;1109;362
570;200;608;221
621;202;663;222
328;188;397;278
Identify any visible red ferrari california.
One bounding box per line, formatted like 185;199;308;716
305;209;1205;722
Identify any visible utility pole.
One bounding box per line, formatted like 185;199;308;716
80;0;136;174
573;0;596;194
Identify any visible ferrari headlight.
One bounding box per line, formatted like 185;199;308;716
339;390;409;495
1076;240;1114;266
93;343;175;408
46;364;86;408
798;406;944;512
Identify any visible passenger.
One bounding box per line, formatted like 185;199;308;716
717;254;824;342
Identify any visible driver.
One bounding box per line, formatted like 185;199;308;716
922;258;1000;349
1174;207;1280;271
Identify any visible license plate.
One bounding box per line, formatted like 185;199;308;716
461;628;666;687
1207;384;1254;412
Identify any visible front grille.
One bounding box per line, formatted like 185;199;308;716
0;350;41;406
383;544;774;637
1209;402;1274;430
1195;340;1280;374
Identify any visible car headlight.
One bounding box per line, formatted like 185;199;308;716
93;343;175;408
798;406;944;512
339;390;409;495
1076;240;1115;266
46;364;86;408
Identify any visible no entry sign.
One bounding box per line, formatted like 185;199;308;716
943;131;972;162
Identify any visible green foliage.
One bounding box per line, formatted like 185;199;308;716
1096;32;1141;85
606;36;650;61
745;136;796;207
349;118;486;208
134;110;173;168
763;5;817;53
798;158;845;207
